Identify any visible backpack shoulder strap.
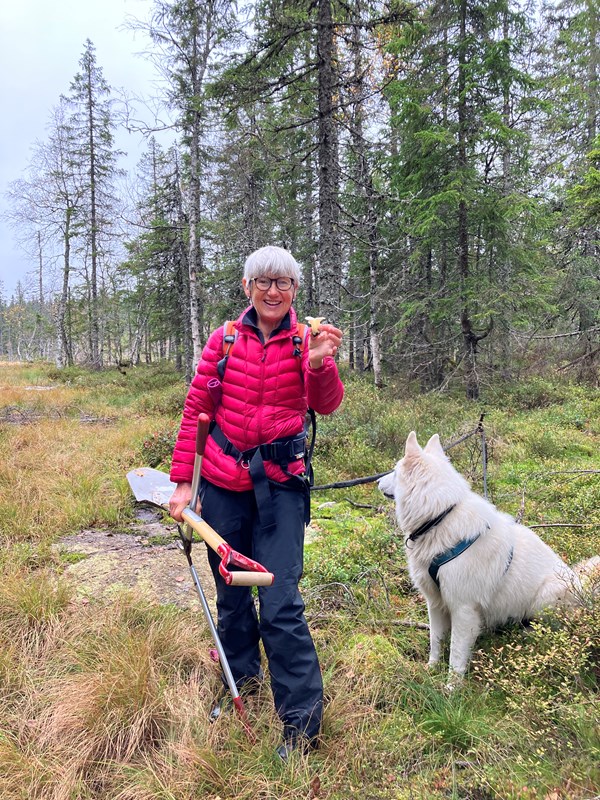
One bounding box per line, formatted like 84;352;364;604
292;322;309;356
298;322;309;352
222;320;237;357
217;320;238;380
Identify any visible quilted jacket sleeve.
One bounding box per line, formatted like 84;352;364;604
304;354;344;415
169;328;222;484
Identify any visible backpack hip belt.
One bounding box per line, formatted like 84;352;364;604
209;421;309;534
210;422;307;470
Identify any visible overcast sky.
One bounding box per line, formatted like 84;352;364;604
0;0;167;299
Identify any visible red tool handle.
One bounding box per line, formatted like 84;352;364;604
196;412;211;456
189;413;211;514
181;508;275;587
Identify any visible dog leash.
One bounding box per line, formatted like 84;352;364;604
312;414;488;495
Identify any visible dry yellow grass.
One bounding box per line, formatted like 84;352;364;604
0;384;81;406
0;593;226;800
0;416;157;543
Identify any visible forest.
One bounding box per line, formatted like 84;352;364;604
1;0;599;397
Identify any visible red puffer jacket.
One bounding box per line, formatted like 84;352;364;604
170;306;344;491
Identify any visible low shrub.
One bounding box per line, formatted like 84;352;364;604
490;377;571;411
140;423;179;469
135;384;187;416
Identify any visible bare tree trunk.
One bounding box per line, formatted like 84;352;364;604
174;158;193;382
85;67;101;368
577;0;599;380
497;6;513;376
36;231;45;359
56;207;74;367
300;151;318;317
185;1;222;366
317;0;341;322
369;240;382;388
187;19;203;368
586;0;598;148
457;0;478;400
348;0;380;383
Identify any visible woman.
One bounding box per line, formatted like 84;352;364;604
169;245;344;759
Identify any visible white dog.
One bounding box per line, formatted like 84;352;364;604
379;431;589;682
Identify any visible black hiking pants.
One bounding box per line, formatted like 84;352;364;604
201;478;322;743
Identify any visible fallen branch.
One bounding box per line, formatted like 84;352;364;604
312;417;485;491
343;497;377;509
305;613;430;630
313;471;391;490
544;470;600;476
512;325;600;340
528;523;599;529
370;618;430;630
557;346;600;371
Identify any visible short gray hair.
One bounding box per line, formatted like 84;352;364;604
243;246;301;285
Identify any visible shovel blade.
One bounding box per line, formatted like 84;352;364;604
126;467;176;509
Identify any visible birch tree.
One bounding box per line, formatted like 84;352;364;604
4;98;88;366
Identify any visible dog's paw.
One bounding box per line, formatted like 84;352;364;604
444;671;465;692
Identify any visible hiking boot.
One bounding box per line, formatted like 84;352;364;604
209;693;232;722
208;671;263;723
275;734;316;762
276;740;304;762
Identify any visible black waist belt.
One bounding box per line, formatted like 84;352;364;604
209;421;307;533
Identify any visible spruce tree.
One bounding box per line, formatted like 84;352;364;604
67;39;121;368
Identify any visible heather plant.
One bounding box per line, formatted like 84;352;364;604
472;602;600;732
140;422;179;469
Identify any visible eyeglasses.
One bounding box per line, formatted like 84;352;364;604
251;276;294;291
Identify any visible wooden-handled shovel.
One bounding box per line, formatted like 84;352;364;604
126;415;274;587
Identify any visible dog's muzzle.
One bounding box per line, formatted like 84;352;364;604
378;472;396;499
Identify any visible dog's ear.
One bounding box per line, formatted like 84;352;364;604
424;433;445;458
404;431;421;459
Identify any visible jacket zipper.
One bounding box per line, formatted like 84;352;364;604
256;337;267;442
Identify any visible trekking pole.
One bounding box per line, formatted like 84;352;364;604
179;412;256;743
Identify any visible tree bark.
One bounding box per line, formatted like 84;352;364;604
85;59;101;368
457;0;477;399
187;9;204;366
317;0;342;322
57;207;74;367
